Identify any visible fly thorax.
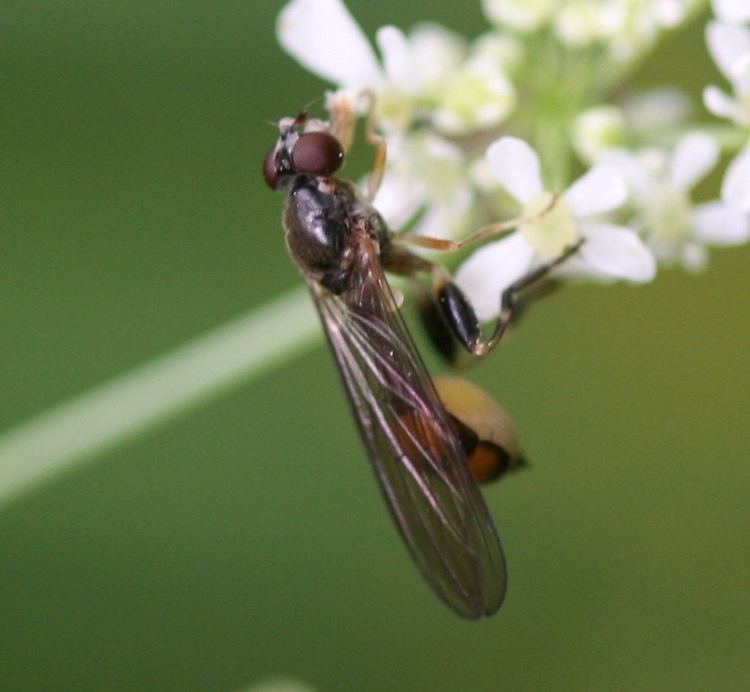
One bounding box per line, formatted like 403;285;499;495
283;177;351;278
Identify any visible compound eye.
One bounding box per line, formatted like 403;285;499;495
291;131;344;177
262;146;279;189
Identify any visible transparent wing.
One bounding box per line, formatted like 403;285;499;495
307;234;506;618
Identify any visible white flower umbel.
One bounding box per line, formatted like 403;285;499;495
604;132;750;271
276;0;742;294
712;0;750;24
455;137;655;321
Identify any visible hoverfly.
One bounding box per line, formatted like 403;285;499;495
262;102;580;618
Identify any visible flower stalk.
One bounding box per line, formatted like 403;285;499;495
0;288;320;510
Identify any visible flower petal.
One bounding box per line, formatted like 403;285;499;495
371;170;425;230
551;253;616;282
564;164;627;217
277;0;383;90
722;144;750;212
572;105;627;163
378;24;466;94
623;87;692;128
705;21;750;83
410;188;474;241
431;57;516;135
455;233;535;321
692;201;750;245
410;24;467;83
703;85;746;123
669;131;720;190
486;137;543;204
679;242;708;273
376;26;413;90
578;223;657;282
481;0;555;32
600;149;655;200
712;0;750;26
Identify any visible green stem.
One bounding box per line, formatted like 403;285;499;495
0;287;320;511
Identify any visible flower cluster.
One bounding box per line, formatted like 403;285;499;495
704;0;750;214
276;0;749;320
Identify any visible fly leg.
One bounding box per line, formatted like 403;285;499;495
359;90;387;202
364;113;386;202
327;93;358;154
443;240;584;359
385;239;583;365
398;194;559;254
328;90;387;202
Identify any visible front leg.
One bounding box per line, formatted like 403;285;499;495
462;240;584;357
328;90;387;203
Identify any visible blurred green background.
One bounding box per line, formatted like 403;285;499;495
2;1;749;690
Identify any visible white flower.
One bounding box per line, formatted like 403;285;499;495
622;87;693;129
430;54;516;135
470;31;526;77
277;0;383;92
582;0;695;63
574;90;693;165
455;137;655;321
712;0;750;24
372;133;475;239
703;20;750;127
376;23;469;129
648;0;696;28
277;0;465;131
603;132;750;271
481;0;556;33
722;142;750;212
278;0;516;136
703;20;750;214
573;105;628;163
554;1;611;48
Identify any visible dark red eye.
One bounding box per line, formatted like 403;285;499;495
262;146;279;189
291;132;344;176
